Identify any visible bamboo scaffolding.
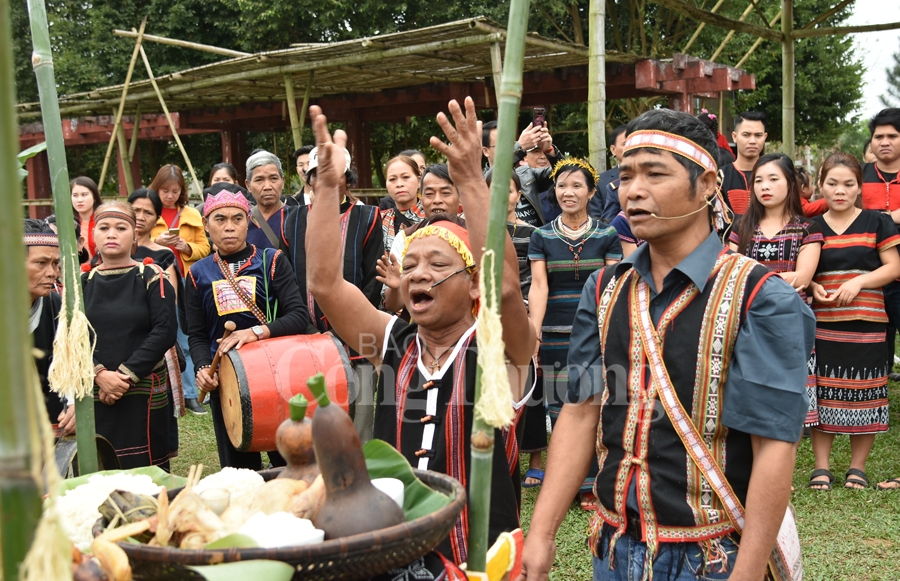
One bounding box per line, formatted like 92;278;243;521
801;0;853;30
1;1;42;575
710;1;756;62
467;0;530;573
782;0;794;158
792;21;900;39
26;0;99;476
682;0;726;53
489;42;504;108
138;43;202;197
98;17;147;191
651;0;782;41
284;74;302;151
113;29;251;58
127;103;141;163
115;112;135;193
587;0;607;172
735;10;781;69
297;70;314;143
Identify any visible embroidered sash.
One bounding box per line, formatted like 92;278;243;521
214;249;267;325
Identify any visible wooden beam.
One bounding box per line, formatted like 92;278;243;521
792;21;900;39
113;29;251;58
801;0;853;30
710;2;757;62
782;0;795;158
651;0;783;41
683;0;726;53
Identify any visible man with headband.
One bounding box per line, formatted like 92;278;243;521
520;109;814;581
185;190;312;469
305;98;536;574
24;219;74;435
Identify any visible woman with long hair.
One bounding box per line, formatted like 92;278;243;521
71;176;102;258
83;201;177;469
528;158;622;508
207;162;239;187
729;152;823;427
380;155;425;253
129;188;179;292
149;164;210;275
806;152;900;490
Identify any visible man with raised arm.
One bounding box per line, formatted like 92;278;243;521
519;109;813;581
305;98;536;573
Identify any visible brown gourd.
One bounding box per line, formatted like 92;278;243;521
275;393;320;484
306;373;405;539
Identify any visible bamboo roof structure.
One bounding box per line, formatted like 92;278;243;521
17;18;638;120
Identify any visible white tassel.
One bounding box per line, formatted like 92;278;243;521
48;283;95;401
474;250;515;429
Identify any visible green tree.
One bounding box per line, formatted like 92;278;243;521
882;39;900;108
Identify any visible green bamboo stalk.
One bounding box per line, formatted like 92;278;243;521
0;0;43;575
27;0;99;475
467;0;530;572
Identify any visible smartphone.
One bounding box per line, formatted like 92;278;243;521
532;107;546;128
167;227;180;236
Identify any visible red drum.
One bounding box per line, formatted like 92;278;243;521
218;334;351;452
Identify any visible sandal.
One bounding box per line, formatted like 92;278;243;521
522;468;544;489
807;468;833;490
875;478;900;491
844;468;869;489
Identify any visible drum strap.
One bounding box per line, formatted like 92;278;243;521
214;249;268;325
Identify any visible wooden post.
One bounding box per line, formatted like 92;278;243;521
98;17;146;192
782;0;794;158
490;42;503;107
138;44;203;197
297;71;314;145
1;0;42;570
284;74;302;151
587;0;607;172
115;111;134;194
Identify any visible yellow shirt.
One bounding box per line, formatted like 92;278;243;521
151;205;210;274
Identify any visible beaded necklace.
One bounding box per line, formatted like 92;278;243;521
552;216;593;280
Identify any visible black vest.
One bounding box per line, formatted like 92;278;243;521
594;252;770;541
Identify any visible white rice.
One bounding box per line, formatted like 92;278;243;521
193;467;265;501
58;473;162;551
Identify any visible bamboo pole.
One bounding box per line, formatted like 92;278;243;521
650;0;782;41
735;10;781;69
782;0;794;158
127;103;141;162
801;0;853;30
97;17;147;192
26;0;99;477
792;21;900;39
1;1;42;574
113;29;251;58
468;0;530;572
489;42;503;108
297;70;314;144
587;0;607;172
710;2;756;62
284;74;302;151
115;111;134;194
138;44;203;197
682;0;725;53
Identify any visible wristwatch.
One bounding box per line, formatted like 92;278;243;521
251;325;264;340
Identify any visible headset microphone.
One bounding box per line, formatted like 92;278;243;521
648;196;714;220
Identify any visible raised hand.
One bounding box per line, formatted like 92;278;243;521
308;106;343;201
429;97;484;187
375;252;401;290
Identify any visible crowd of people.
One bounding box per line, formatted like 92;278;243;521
25;101;900;580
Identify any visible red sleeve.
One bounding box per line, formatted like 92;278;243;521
801;197;827;218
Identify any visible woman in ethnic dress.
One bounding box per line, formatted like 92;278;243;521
71;176;102;258
730;152;823;428
806;153;900;490
83;201;178;469
528;158;622;508
380;155;425;254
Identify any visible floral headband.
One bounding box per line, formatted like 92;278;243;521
401;223;475;273
549;157;599;185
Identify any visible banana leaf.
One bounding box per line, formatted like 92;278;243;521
363;439;450;521
57;466;187;496
16;141;46;181
204;534;258;550
188;560;294;581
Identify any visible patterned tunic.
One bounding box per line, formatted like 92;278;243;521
810;210;900;433
380;202;425;254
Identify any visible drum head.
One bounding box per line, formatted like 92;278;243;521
219;353;252;451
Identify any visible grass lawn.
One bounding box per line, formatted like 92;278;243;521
170;383;900;580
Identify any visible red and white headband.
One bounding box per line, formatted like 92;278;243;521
24;233;59;247
623;130;716;172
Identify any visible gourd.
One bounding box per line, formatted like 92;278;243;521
306;373;405;539
275;394;320;484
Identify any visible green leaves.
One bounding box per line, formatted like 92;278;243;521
16;141;46;181
363;439;451;521
188;560;295;581
56;466;187;496
203;533;258;550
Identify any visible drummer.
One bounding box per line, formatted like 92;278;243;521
306;99;536;570
185;190;313;470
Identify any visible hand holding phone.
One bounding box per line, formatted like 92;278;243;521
167;227;180;237
532;107;546;129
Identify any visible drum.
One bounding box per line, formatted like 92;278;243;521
218;334;352;452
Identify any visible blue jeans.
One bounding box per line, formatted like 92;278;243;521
593;526;738;581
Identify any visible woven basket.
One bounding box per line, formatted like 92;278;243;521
92;469;466;581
